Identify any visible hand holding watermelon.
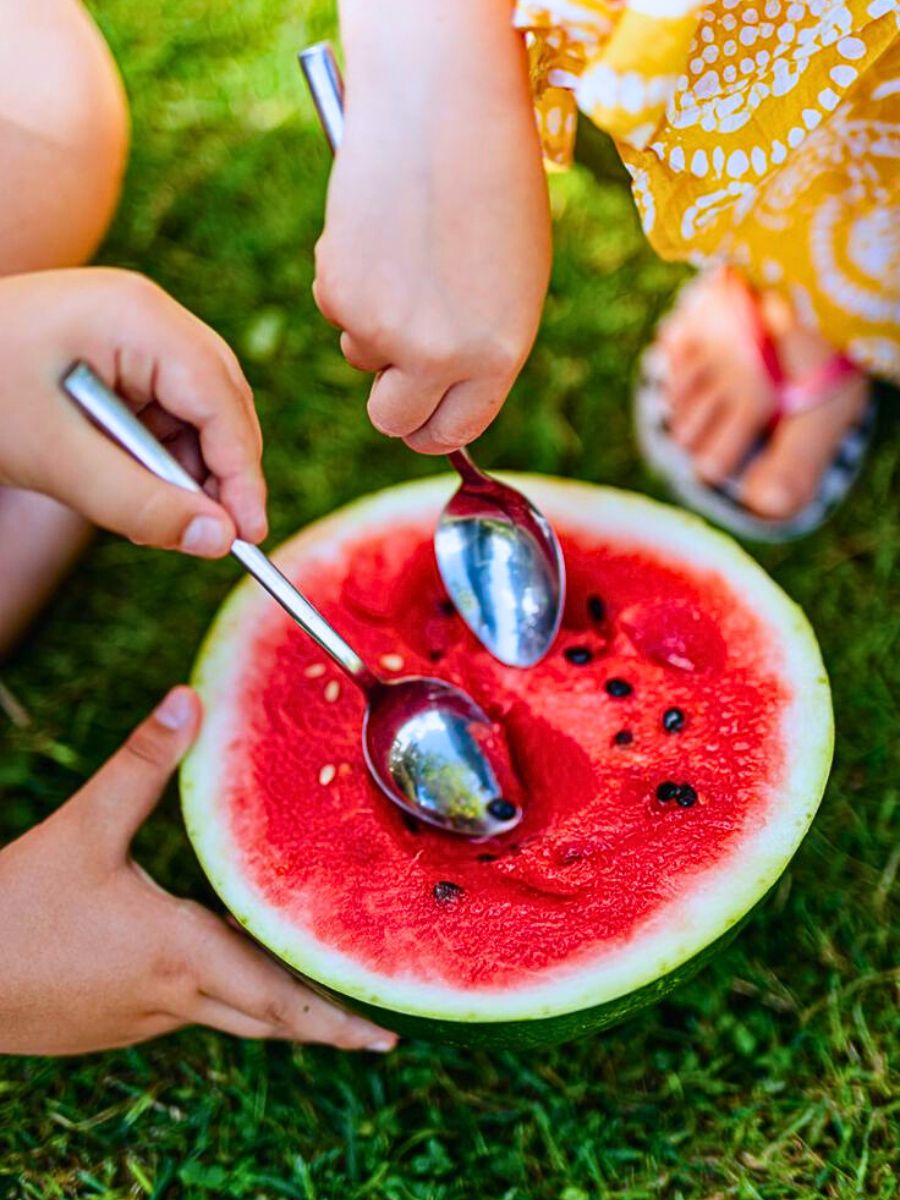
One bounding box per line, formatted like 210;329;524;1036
0;687;398;1055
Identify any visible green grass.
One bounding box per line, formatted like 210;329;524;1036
1;1;897;1196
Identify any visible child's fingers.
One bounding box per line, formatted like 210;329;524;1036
367;366;449;439
340;332;387;373
134;400;188;446
150;349;267;544
191;918;397;1051
166;426;206;485
48;406;237;556
404;377;506;455
101;277;267;543
187;995;296;1041
71;687;202;864
125;402;208;483
311;273;344;330
188;992;379;1045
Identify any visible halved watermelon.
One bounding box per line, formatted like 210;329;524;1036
181;478;833;1047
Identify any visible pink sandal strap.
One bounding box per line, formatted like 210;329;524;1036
734;268;861;420
776;354;859;417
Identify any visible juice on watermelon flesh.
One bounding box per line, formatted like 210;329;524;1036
224;520;789;991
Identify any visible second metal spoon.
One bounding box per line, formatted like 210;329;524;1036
299;42;565;668
62;361;522;839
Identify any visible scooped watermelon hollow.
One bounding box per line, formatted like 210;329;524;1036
181;478;833;1048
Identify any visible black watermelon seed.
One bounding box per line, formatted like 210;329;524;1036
614;730;633;745
587;594;606;622
605;678;633;698
663;707;685;733
676;784;698;807
401;812;421;834
428;649;444;663
487;798;518;822
439;599;456;616
477;853;499;863
564;645;593;665
656;781;679;802
433;881;464;904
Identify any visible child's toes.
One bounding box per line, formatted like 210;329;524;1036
660;329;705;415
692;396;770;486
740;384;866;519
740;422;813;518
670;384;723;451
668;354;711;420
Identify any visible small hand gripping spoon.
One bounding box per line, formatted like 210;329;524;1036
299;42;565;669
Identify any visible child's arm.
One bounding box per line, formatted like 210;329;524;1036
316;0;551;454
0;686;396;1054
0;268;267;556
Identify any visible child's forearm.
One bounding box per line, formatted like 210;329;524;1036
339;0;517;54
338;0;531;120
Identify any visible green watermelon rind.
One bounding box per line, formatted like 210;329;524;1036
274;896;764;1049
181;478;833;1046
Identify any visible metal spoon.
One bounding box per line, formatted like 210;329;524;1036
299;42;566;668
61;361;522;838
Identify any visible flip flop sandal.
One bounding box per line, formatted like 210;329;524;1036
635;269;876;543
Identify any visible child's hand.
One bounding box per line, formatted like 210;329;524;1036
0;687;398;1055
315;0;551;454
0;268;267;557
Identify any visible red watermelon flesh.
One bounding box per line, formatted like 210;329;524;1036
223;518;788;992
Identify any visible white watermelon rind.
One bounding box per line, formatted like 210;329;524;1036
181;478;833;1035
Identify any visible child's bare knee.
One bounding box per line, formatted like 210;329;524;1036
0;1;130;274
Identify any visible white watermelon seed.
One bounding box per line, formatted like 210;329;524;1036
324;680;341;703
318;764;336;786
304;663;327;679
380;653;405;672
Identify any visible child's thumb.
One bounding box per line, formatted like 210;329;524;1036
52;414;236;558
74;687;202;859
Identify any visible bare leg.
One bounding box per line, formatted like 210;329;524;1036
0;492;95;659
0;0;128;272
0;0;129;657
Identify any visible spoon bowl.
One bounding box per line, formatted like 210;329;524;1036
365;676;520;837
436;450;565;667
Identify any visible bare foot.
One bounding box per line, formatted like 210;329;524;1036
0;489;93;660
659;269;869;521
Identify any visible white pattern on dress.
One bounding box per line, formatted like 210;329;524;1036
812;197;900;322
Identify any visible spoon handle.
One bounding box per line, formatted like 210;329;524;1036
298;42;344;151
61;361;377;692
446;448;489;487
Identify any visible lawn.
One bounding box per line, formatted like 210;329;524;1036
1;1;897;1197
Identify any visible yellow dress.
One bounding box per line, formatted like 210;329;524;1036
515;0;900;382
